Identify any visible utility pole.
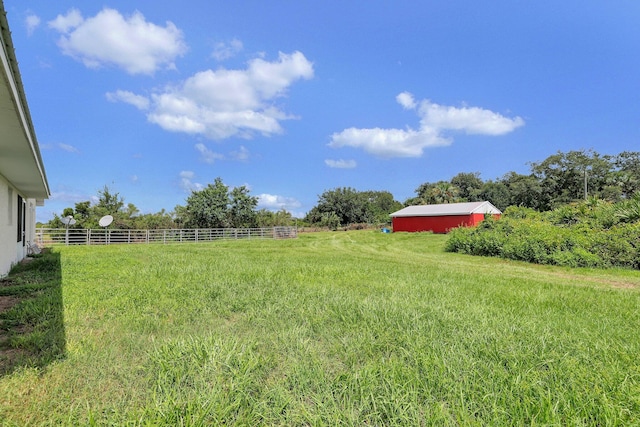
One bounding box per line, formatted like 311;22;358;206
584;168;588;200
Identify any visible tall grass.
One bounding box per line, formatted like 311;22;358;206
1;231;639;425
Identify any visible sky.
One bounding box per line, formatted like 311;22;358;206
5;1;640;222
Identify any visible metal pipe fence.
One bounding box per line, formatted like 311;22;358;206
35;227;297;246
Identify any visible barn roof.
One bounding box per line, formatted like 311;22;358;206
390;201;502;217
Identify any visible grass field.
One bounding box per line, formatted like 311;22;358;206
1;230;639;425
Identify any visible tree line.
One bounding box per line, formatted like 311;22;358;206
43;179;293;230
42;149;640;230
406;150;640;211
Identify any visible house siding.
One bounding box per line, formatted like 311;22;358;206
0;176;18;275
0;176;38;276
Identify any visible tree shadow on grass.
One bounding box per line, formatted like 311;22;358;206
0;250;66;376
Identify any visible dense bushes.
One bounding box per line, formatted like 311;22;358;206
445;197;640;269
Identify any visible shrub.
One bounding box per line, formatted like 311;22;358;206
319;212;340;231
446;199;640;270
502;206;540;220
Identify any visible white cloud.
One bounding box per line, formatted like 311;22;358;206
257;193;302;211
25;14;41;36
325;159;357;169
230;145;250;160
106;90;150;110
195;143;225;164
418;100;525;135
179;171;203;192
41;142;80;152
212;38;243;61
48;8;187;75
139;51;313;139
329;127;449;158
396;91;416;110
328;92;524;158
49;189;89;203
48;8;83;33
58;143;80;153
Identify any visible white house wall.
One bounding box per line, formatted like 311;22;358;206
0;174;36;276
0;174;15;275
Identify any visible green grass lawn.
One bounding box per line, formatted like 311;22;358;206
1;230;639;425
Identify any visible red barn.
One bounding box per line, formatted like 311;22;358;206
390;201;502;233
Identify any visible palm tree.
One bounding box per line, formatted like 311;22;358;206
429;182;460;204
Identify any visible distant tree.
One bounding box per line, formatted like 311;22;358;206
611;151;640;199
306;187;402;226
500;172;546;210
274;209;295;226
432;182;461;204
182;178;232;229
62;207;74;218
133;209;176;229
306;187;366;226
362;190;403;224
46;214;67;229
412;182;436;205
74;201;91;222
180;178;259;229
403;196;422;206
319;212;340;230
172;205;188;228
94;186;125;216
256;209;295;227
228;185;258;228
46;185;137;229
412;180;461;205
451;172;483;201
529;149;612;208
478;180;511;212
255;209;275;227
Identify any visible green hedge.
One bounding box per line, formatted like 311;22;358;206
445;199;640;269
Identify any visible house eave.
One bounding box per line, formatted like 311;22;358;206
0;3;50;199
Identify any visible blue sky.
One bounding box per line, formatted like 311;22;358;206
5;1;640;222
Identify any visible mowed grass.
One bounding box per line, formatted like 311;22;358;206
1;230;640;425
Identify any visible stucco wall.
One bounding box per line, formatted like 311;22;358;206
0;175;34;277
0;175;16;275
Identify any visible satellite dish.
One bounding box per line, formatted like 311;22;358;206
61;216;76;226
99;215;114;227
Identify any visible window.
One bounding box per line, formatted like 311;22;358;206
17;195;25;243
